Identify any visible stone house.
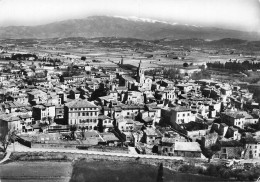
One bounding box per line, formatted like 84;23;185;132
215;140;243;159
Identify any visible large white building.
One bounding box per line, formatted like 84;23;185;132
170;106;193;124
65;99;99;130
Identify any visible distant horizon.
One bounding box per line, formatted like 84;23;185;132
0;0;259;33
0;15;259;35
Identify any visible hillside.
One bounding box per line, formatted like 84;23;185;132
0;16;259;40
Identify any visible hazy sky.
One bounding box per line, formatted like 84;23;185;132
0;0;259;32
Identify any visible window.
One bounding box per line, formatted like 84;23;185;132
127;112;130;115
183;114;185;117
79;108;81;111
78;113;80;116
187;113;190;116
83;113;85;116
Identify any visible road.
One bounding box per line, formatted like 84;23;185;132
7;142;191;161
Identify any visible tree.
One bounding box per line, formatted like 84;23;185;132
157;163;164;182
0;129;16;153
70;125;77;140
202;142;221;163
44;70;48;77
90;83;109;101
183;62;189;67
81;126;86;139
47;116;53;124
81;56;86;61
42;117;47;124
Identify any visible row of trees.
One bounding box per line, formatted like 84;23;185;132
145;67;181;80
190;70;211;80
38;57;61;63
4;54;38;61
207;60;260;71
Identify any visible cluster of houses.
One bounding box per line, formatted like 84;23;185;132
0;54;260;160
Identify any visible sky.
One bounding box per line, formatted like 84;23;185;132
0;0;259;32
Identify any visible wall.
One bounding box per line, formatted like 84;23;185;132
11;151;193;171
31;143;128;153
31;142;79;149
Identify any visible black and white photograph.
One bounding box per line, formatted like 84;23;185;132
0;0;260;181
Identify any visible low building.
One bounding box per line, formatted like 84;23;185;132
170;106;192;124
215;140;243;159
174;142;202;157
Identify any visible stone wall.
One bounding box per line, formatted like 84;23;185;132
31;143;128;153
31;143;79;149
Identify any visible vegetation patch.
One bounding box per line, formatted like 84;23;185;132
178;164;260;181
10;152;69;162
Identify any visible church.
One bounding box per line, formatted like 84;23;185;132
136;60;153;91
119;60;153;92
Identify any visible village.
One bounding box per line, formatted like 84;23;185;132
0;40;260;176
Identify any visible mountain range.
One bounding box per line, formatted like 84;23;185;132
0;16;259;40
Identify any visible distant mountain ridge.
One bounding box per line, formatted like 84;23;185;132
0;16;259;40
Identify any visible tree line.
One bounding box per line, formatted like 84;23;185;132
207;60;260;71
4;54;38;61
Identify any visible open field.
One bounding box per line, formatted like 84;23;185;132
0;160;228;182
0;161;72;182
70;160;226;182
